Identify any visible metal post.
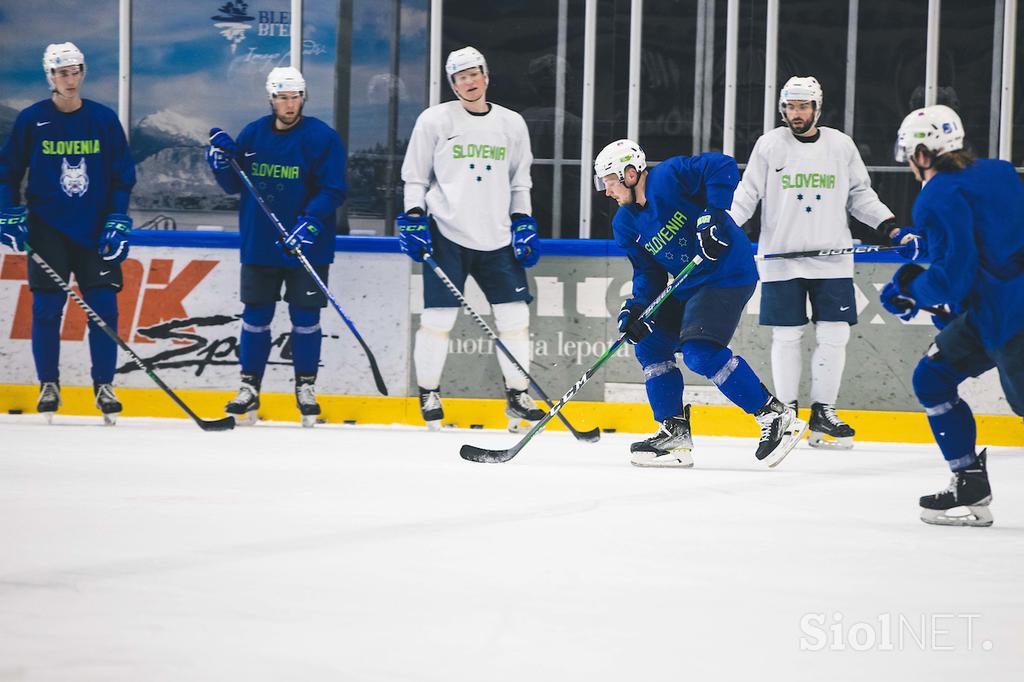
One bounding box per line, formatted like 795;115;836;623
578;0;597;238
723;0;738;156
118;0;131;141
989;0;1004;157
925;0;940;106
553;0;568;238
384;0;402;234
999;0;1017;160
430;0;443;106
763;0;778;135
291;0;302;70
627;0;644;142
334;0;354;234
701;0;715;152
844;0;859;135
692;0;706;154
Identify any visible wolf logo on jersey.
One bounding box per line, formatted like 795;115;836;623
60;157;89;197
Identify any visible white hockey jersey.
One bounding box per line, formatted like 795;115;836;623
728;126;893;282
402;100;533;252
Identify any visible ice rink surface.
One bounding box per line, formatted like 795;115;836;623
1;414;1022;681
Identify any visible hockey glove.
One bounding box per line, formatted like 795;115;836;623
280;215;322;254
929;304;956;331
397;210;432;262
880;263;926;321
98;213;132;263
617;299;653;344
695;208;730;262
207;128;237;172
892;227;928;262
875;217;900;242
511;214;541;268
0;206;28;252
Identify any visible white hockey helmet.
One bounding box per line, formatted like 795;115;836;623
266;66;306;99
894;104;965;163
445;46;488;86
593;139;647;191
43;42;85;89
779;76;823;124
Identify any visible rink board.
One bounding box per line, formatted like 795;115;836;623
0;233;1020;443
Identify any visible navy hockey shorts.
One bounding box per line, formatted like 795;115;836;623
240;263;330;308
759;277;857;326
27;217;123;292
933;314;1024;416
639;284;755;359
423;223;532;308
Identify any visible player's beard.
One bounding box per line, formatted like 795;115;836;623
787;117;813;135
275;104;303;129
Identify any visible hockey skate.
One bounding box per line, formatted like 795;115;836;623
807;402;855;449
505;388;544;433
94;383;122;426
419;386;444;431
295;374;321;427
920;449;993;527
37;381;61;424
226;373;261;425
754;396;808;467
630;405;694;467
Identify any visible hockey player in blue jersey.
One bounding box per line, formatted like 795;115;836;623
594;139;808;468
207;66;347;426
0;42;136;425
880;105;1024;527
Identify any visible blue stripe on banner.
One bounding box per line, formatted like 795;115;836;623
130;232;905;262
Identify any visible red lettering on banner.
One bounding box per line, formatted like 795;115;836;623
2;255;32;340
135;259;218;343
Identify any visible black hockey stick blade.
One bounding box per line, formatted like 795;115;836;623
574;426;601;443
460;442;521;464
198;415;237;431
362;344;389;396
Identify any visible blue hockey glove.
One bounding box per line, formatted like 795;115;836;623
930;304;956;331
892;227;928;262
397;210;432;262
280;215;322;254
880;263;926;321
0;206;28;252
98;213;132;263
511;214;541;268
695;208;730;262
207;127;237;172
617;299;653;344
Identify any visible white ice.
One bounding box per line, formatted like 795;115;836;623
1;414;1022;681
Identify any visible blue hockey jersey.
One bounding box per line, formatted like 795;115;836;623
0;99;135;248
613;154;758;305
906;158;1024;349
212;115;347;266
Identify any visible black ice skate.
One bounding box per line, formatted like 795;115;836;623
419;386;444;431
920;449;993;527
37;381;61;424
295;374;321;427
505;388;545;433
93;383;122;426
754;396;808;467
630;405;694;467
226;372;261;425
808;402;855;450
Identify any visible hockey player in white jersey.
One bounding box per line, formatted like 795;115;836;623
729;76;896;449
398;47;544;431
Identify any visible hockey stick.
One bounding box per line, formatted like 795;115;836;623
225;156;388;396
25;245;235;431
461;255;704;463
422;253;601;443
755;244;906;261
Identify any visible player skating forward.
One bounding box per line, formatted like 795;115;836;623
881;104;1024;526
0;42;136;424
399;47;544;432
595;139;808;468
207;67;347;426
729;77;896;449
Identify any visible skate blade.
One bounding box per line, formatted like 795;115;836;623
41;411;56;424
507;417;540;434
631;449;694;468
807;431;853;450
426;419;442;432
231;412;258;426
920;504;993;527
301;414;317;428
102;413;118;426
765;418;809;468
